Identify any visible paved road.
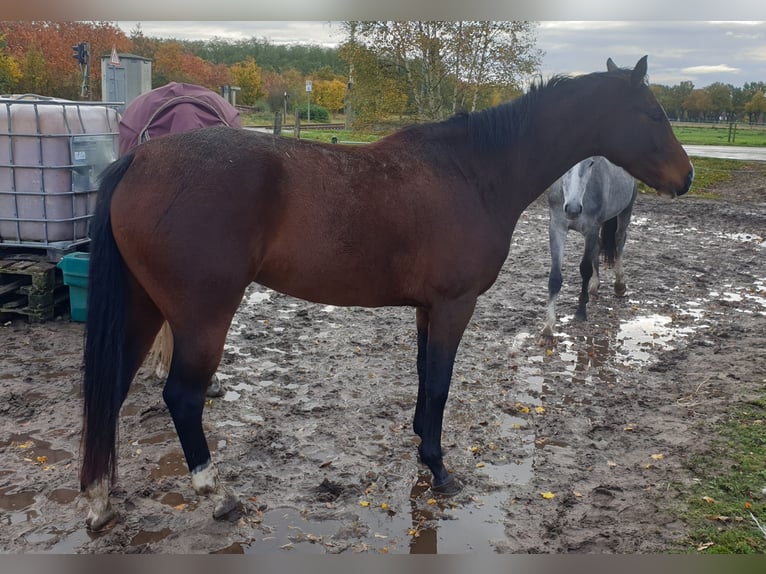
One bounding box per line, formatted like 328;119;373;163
684;145;766;162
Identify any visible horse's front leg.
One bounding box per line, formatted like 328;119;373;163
538;224;567;346
413;307;429;438
413;297;476;496
576;231;600;321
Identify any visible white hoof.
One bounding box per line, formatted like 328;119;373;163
84;480;116;531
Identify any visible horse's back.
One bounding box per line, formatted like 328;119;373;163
107;126;509;309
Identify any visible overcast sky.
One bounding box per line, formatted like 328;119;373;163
115;20;766;88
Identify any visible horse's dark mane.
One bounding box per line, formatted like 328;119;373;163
399;69;631;153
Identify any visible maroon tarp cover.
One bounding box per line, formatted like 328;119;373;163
118;82;242;156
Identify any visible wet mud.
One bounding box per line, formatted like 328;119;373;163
1;167;764;553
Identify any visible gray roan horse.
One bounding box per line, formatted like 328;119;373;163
80;56;693;531
538;156;638;346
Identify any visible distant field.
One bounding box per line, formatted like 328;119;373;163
671;122;766;147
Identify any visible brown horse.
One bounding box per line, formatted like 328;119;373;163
80;56;693;530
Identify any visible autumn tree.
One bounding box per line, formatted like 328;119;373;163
745;90;766;124
445;21;541;113
339;37;408;129
261;68;305;116
341;20;541;122
128;23;162;60
0;35;22;93
683;89;713;121
230;57;265;105
152;41;231;90
704;82;733;120
312;78;347;113
0;21;132;100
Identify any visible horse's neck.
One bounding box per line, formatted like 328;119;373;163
490;82;604;225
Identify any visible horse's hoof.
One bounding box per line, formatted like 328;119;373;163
206;375;224;398
212;490;240;519
614;283;627;297
536;333;556;347
574;311;587;322
431;475;463;497
85;503;117;532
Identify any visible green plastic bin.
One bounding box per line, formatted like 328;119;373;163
57;252;89;322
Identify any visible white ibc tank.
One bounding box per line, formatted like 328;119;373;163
0;95;120;248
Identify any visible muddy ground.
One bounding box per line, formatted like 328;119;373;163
1;166;765;554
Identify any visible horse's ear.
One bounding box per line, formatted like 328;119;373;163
631;55;648;87
606;58;618;72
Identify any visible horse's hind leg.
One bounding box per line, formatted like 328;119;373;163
163;319;239;519
613;201;635;297
84;276;164;530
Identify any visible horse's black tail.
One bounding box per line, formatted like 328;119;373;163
600;216;618;268
80;153;135;491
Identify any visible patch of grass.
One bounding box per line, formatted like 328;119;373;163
637;157;764;199
676;398;766;554
672;124;766;147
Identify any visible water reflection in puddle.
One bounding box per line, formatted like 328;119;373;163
615;313;696;366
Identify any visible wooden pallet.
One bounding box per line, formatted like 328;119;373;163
0;258;68;322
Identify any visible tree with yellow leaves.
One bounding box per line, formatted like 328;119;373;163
312;78;346;113
0;36;22;93
230;57;265;106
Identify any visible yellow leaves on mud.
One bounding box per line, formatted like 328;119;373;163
511;402;546;415
650;453;665;460
12;441;55;471
540;491;556;500
359;500;370;507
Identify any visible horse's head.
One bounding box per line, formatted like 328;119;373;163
561;158;596;219
598;56;694;198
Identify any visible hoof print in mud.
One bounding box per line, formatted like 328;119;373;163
314;478;345;502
